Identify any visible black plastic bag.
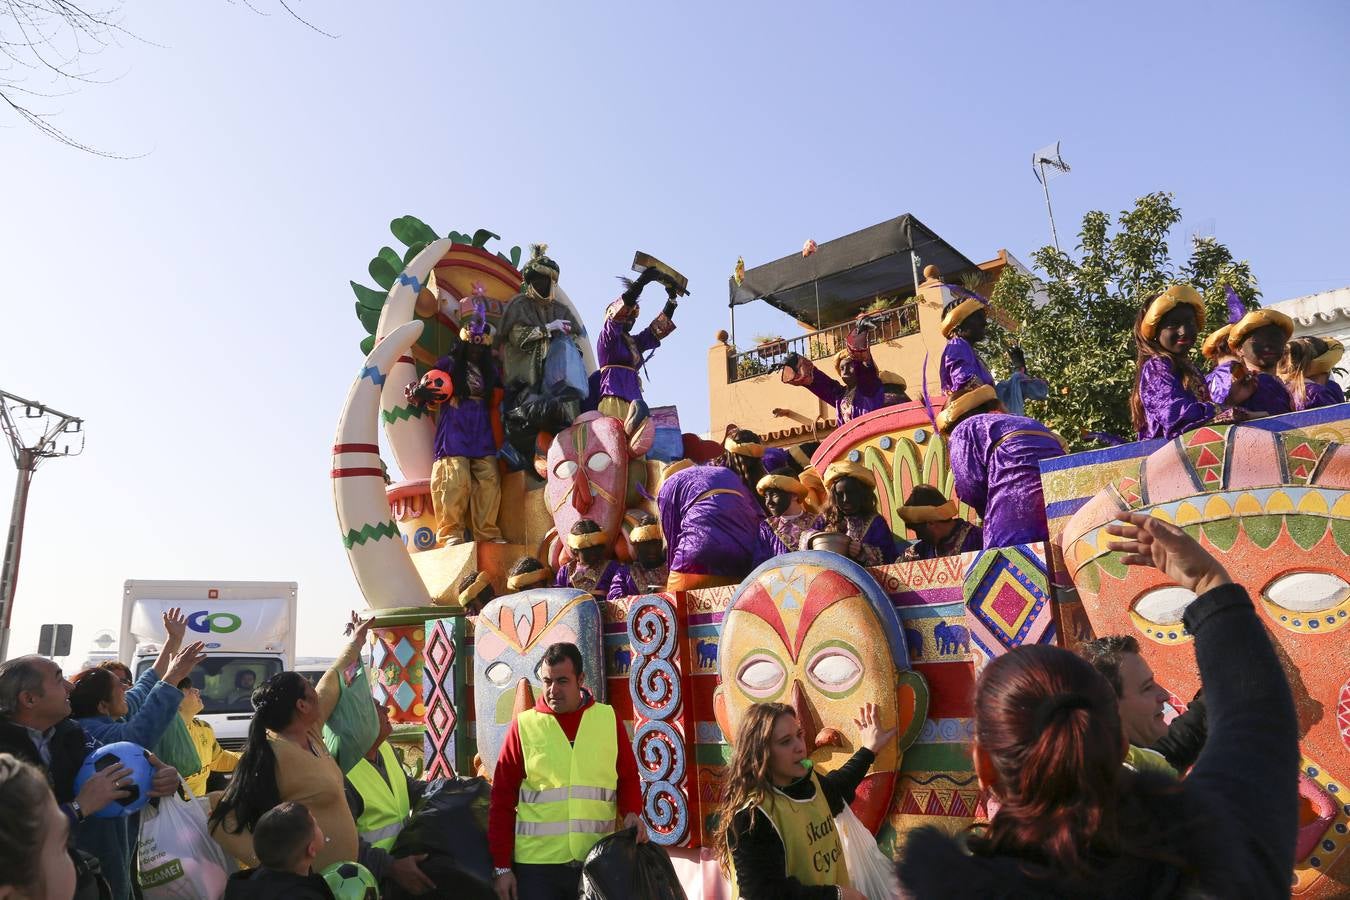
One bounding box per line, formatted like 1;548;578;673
580;827;687;900
385;777;494;899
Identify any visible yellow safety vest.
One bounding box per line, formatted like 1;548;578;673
515;703;620;864
348;742;411;850
731;769;850;898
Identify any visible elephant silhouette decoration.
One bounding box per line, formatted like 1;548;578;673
904;627;924;660
612;647;632;674
934;620;970;655
696;639;718;669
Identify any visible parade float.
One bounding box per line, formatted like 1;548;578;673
333;219;1350;897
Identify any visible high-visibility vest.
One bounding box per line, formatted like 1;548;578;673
348;742;411;850
514;703;620;864
730;769;850;899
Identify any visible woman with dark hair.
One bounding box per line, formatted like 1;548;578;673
70;639;205;746
898;512;1299;898
1280;336;1343;411
1129;285;1239;440
209;614;372;870
711;701;892;900
0;753;78;900
801;461;898;565
1207;307;1294;416
714;427;770;514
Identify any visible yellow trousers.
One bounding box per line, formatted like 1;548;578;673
430;456;502;543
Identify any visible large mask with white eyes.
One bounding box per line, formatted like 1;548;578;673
544;412;635;553
714;551;928;833
1060;424;1350;895
472;587;604;777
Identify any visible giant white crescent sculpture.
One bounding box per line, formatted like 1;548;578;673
332;317;434;609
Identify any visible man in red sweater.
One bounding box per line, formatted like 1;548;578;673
489;642;646;900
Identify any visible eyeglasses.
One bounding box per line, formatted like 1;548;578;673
119;679;133;688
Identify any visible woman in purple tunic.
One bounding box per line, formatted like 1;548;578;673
713;428;770;514
555;519;623;599
939;384;1065;549
940;292;995;395
1280;336;1344;411
1129;284;1237;440
800;461;899;565
1207;308;1293;416
756;468;813;554
780;326;903;423
898;484;983;561
1313;337;1347;403
595;268;678;422
658;462;781;592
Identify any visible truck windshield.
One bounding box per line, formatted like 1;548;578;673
135;656;284;714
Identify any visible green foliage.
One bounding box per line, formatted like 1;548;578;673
349;215;523;360
990;192;1260;449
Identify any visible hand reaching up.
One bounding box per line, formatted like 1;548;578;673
162;608;188;648
1105;512;1231;597
346;611;374;646
165;642;207;685
855;702;897;754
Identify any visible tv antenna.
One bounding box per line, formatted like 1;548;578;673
0;391;84;661
1032;141;1072;253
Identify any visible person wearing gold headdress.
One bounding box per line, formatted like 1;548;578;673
800;461;899;565
756;468;813;553
939;383;1065;549
899;485;982;561
780;320;903;423
1279;336;1345;411
1207;307;1293;416
607;513;670;600
554;519;622;600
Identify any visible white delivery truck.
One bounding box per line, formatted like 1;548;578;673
120;580;298;750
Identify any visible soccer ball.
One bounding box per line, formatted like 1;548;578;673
320;861;380;900
73;742;154;818
419;369;454;406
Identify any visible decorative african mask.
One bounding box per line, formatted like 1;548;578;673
714;550;928;832
1061;423;1350;895
472;587;605;777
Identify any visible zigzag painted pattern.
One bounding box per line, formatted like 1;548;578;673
360;365;387;387
342;520;400;548
383;404;430;423
397;272;424;293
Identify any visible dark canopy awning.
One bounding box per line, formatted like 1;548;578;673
728;214;978;329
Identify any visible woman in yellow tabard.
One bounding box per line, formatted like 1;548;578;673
207;615;371;870
713;702;894;900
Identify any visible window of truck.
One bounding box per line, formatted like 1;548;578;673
135;656;284;714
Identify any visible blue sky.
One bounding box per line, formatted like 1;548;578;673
3;1;1348;658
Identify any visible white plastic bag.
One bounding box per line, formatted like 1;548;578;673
835;804;900;900
137;788;229;899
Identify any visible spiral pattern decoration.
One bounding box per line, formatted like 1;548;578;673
626;592;689;845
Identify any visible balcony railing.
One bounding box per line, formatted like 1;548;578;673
727;300;919;383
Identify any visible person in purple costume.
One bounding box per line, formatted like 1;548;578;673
1129;284;1251;440
939;383;1066;549
409;300;504;545
1280;336;1345;411
657;461;782;592
800;461;900;565
1208;308;1293;417
940;293;995;395
898;485;983;561
780;320;905;423
555;519;622;600
595;267;679;421
607;513;670;600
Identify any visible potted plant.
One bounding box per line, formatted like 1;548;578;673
754;334;789;359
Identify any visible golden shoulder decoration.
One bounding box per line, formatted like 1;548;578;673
1141;284;1207;340
937;383;999;434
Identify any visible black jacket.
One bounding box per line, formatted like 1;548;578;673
0;715;99;801
224;868;334;900
898;584;1299;899
729;748;874;900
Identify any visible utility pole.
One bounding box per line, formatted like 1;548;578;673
0;392;84;662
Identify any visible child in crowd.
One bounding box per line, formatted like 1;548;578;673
455;571;494;615
802;461;899;565
1207;307;1293;416
417;291;506;546
1280;336;1344;411
756;468;813;553
608;513;670;600
504;556;551;593
1130;284;1232;440
555;519;621;599
223;802;335;900
177;677;239;796
899;484;982;560
939;383;1065;549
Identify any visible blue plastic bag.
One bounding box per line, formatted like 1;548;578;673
544;335;588;396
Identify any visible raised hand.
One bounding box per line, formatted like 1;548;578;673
346;611;374;646
1105;512;1231;597
854;701;897;753
162;607;188;648
165;642;207;685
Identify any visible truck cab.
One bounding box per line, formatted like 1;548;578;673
120;580;298;751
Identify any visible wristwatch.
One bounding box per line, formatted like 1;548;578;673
494;867;512;878
69;800;85;822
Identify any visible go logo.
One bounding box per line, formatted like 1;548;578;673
187;610;242;634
